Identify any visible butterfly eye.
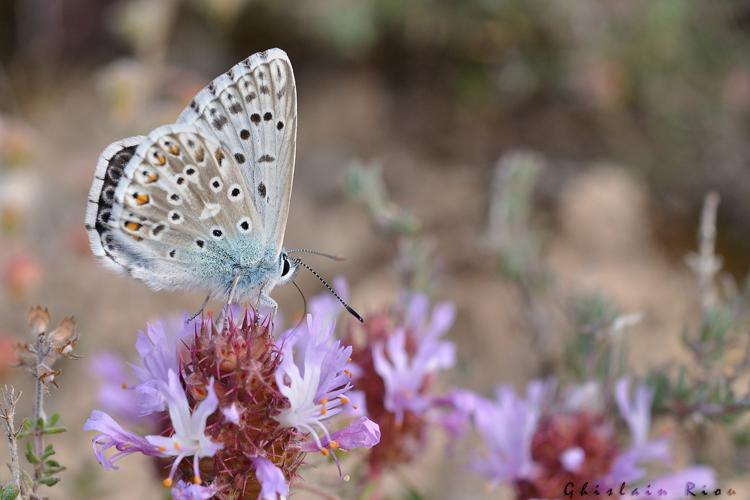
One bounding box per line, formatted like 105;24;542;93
281;257;291;277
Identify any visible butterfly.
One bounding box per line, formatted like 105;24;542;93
84;48;361;321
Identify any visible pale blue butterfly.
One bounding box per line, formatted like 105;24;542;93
84;48;361;321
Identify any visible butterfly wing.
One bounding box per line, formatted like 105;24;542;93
86;123;266;296
85;135;145;275
177;48;297;257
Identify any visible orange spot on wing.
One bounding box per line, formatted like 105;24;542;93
214;149;225;165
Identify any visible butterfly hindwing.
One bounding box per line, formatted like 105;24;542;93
85;135;145;275
177;48;297;256
88;123;266;295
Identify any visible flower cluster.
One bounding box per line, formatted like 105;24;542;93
450;378;715;499
84;309;380;499
337;284;457;475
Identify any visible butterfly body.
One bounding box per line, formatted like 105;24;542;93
85;49;300;311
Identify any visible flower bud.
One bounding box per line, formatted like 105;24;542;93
27;306;50;336
49;316;77;355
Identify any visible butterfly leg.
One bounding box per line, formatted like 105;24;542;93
220;273;242;329
186;294;211;324
254;289;278;327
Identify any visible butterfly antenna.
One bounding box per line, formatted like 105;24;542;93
286;249;346;261
293;258;364;323
291;280;308;330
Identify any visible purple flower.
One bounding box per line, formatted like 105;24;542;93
457;377;716;498
300;416;381;452
171;480;217;499
89;351;141;422
402;293;456;340
131;321;189;416
371;293;456;424
145;370;223;486
221;403;242;425
603;378;671;485
82;410;163;470
252;457;289;500
469;381;550;486
372;326;455;424
274;313;359;451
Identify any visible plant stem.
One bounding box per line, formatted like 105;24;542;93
686;191;721;314
0;387;23;496
30;334;49;498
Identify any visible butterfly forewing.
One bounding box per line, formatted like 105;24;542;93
177;48;297;256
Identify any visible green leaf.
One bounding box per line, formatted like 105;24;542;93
41;445;55;460
0;483;19;500
38;476;59;487
42;426;67;435
47;413;60;427
24;442;40;465
43;463;65;475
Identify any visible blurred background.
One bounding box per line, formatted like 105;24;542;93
2;0;750;498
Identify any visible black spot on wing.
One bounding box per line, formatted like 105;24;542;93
94;144;138;238
212;115;229;130
258;155;275;163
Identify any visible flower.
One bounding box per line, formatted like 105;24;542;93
300;416;381;452
221;403;242;425
82;410;163;470
274;313;379;456
371;294;456;423
131;317;196;416
145;370;223;487
457;377;715;499
89;351;142;422
171;480;217;499
252;457;289;500
372;325;455;424
341;289;457;474
87;308;379;498
602;378;670;486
